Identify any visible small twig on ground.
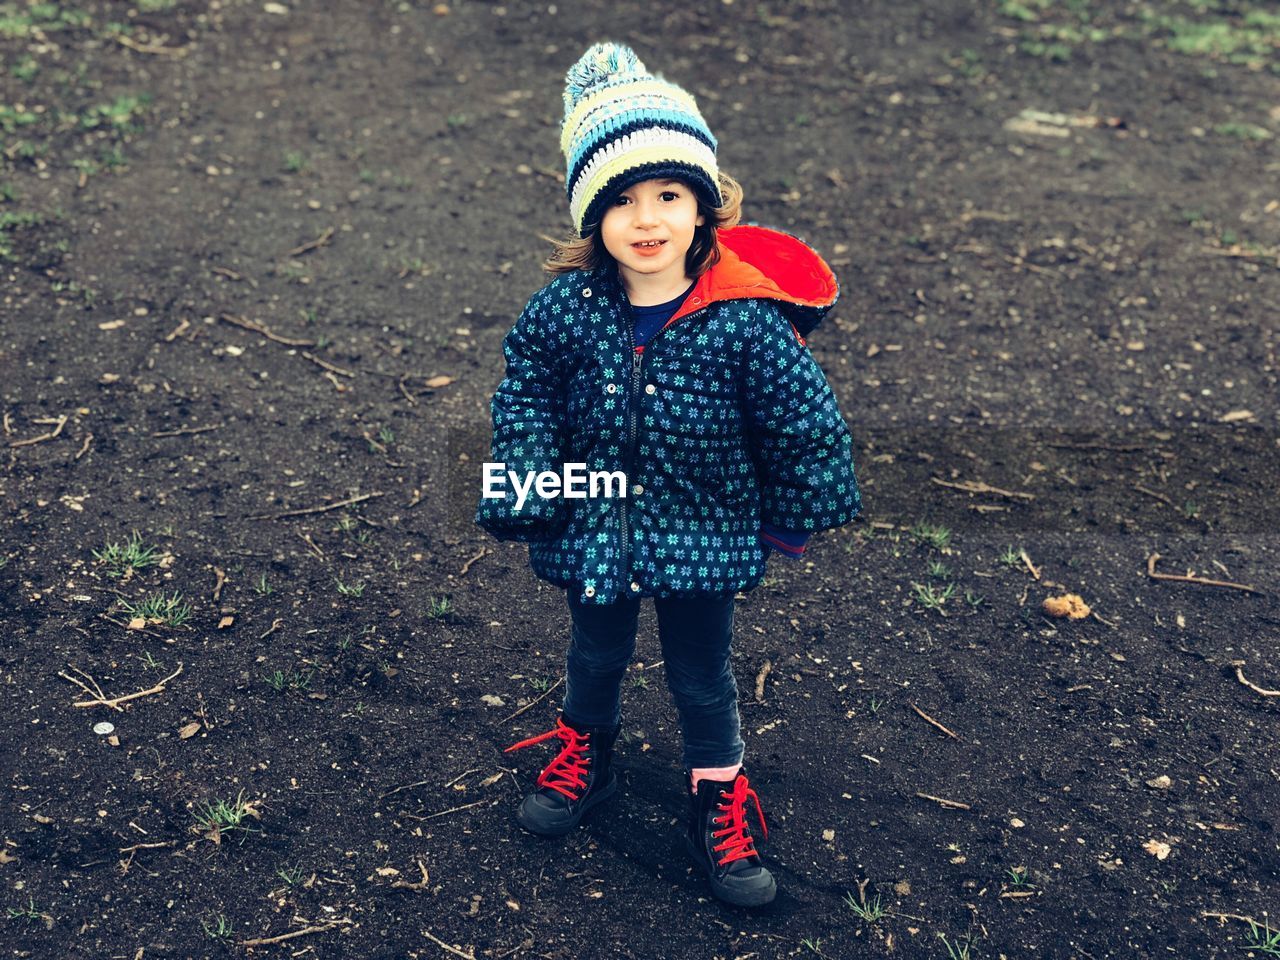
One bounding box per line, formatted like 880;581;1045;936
460;548;488;576
63;664;183;709
9;414;69;447
1133;484;1174;507
444;768;481;789
258;619;284;641
150;424;220;438
239;918;352;947
164;318;191;341
406;799;493;823
931;477;1035;500
1230;661;1280;698
379;779;432;801
1146;553;1257;593
74;432;93;460
754;659;772;703
212;567;226;602
218;314;314;347
910;702;961;740
420;929;477;960
915;791;971;810
390;859;431;891
247;491;383;521
1201;911;1264;926
301;351;355;378
116;35;190;56
287;226;335;258
299;531;325;560
1020;548;1040;580
399;375;418;406
499;677;564;724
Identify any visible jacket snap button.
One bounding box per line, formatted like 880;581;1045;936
584;585;596;597
644;383;656;395
606;383;617;394
582;287;592;298
630;582;640;592
632;484;644;496
691;297;701;304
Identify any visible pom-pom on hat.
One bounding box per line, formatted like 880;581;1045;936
561;42;721;237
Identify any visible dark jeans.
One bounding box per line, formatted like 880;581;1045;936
562;590;745;770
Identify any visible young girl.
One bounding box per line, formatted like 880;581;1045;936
475;42;861;908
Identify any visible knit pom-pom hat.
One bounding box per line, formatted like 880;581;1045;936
560;42;721;238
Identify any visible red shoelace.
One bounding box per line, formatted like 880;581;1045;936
712;774;769;866
504;717;590;800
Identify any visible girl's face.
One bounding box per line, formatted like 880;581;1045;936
599;178;705;296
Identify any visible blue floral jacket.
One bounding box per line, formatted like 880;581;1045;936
475;224;862;605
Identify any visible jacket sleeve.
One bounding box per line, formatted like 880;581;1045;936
742;302;862;534
474;293;570;543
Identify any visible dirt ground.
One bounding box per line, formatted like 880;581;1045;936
2;1;1278;958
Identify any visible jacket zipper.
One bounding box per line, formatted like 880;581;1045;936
617;306;709;590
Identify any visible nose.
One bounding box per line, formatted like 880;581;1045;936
632;198;660;228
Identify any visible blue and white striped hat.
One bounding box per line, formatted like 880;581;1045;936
561;42;721;238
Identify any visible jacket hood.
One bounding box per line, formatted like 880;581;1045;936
671;224;839;338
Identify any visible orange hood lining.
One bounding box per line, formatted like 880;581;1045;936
665;224;838;331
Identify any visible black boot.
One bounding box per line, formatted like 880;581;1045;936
685;768;776;907
504;715;619;837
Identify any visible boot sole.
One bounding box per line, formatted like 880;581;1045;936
685;836;778;907
515;773;617;837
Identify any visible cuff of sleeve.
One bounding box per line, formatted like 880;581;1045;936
760;523;810;559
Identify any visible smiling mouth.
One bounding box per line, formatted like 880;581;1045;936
632;240;666;248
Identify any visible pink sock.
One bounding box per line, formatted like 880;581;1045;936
690;764;742;795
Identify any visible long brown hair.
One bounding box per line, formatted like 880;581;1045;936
542;172;743;277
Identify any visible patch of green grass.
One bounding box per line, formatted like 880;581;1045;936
1006;866;1033;888
120;591;193;627
0;209;41;259
527;676;552;693
191;789;260;841
92;531;159;578
911;581;956;615
335;578;366;598
0;182;16;202
867;696;884;715
844;889;887;922
5;895;45;923
964;589;986;608
276;862;306;885
909;521;951;550
927;559;952;579
263;668;314;693
282;149;310;173
139;0;180;10
10;58;38;82
254;574;273;596
80;94;151;132
1243;918;1280;956
0;3;90;38
140;650;163;671
201;912;233;941
427;595;453;619
1213;121;1272;140
1151;7;1280;72
939;933;976;960
997;545;1023;567
629;672;650;690
0;104;40;133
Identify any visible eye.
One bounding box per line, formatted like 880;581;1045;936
661;191;680;201
613;195;631;206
